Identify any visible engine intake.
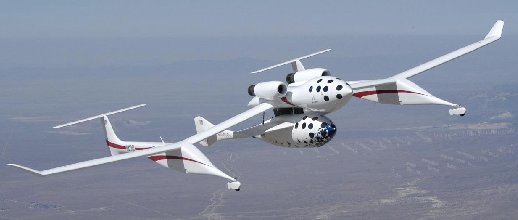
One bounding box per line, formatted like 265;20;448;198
248;81;287;100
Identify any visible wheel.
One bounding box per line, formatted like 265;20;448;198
460;113;465;117
228;181;241;191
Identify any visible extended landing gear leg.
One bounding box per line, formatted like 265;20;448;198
449;105;467;116
227;181;241;191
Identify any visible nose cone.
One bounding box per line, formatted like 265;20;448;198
318;122;337;142
322;123;337;138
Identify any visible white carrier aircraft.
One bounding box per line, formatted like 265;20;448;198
8;20;504;191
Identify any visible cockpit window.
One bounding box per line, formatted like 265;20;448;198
317;79;323;83
323;86;328;92
336;85;343;91
321;122;328;128
309;86;313;92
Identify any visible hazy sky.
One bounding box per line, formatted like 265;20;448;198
1;1;516;39
0;1;515;68
1;3;518;219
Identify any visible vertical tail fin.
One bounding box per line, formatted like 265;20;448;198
50;104;146;155
194;116;216;146
102;116;125;155
194;116;215;133
194;116;233;146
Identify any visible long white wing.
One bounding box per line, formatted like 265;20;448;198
8;103;273;175
349;20;504;90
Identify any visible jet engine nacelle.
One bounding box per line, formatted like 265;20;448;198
286;68;330;84
248;81;287;100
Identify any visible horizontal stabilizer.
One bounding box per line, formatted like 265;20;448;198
53;104;146;128
252;49;331;73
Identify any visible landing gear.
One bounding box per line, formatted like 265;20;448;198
227;181;241;191
449;106;467;116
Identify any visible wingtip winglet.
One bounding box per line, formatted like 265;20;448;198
7;164;44;175
485;20;504;39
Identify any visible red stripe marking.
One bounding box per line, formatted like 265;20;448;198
147;155;209;166
106;141;209;167
106;140;152;150
106;140;125;149
353;90;424;98
281;97;296;106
